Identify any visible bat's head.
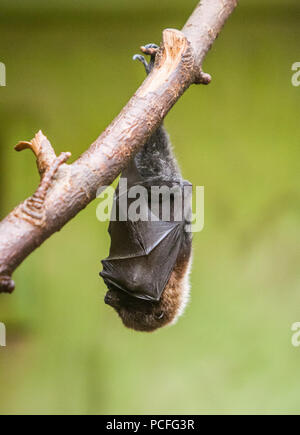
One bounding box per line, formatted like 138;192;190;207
104;246;192;332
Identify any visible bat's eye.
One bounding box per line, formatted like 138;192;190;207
155;311;164;320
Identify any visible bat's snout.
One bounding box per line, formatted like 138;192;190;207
104;289;121;309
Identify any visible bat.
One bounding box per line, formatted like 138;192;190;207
100;44;193;332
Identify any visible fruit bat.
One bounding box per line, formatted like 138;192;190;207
100;44;193;332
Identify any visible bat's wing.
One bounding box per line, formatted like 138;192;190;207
101;219;183;301
100;159;189;301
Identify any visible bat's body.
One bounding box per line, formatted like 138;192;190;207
100;45;192;332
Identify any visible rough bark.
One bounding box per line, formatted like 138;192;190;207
0;0;238;293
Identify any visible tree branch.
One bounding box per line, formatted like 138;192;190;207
0;0;238;294
15;130;58;177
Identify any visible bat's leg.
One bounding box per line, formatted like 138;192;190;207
133;43;159;75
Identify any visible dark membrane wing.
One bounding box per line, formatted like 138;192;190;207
101;223;183;301
135;219;178;255
107;173;180;259
100;165;191;301
107;218;178;260
107;220;144;259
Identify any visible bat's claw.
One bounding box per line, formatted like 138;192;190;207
133;43;159;75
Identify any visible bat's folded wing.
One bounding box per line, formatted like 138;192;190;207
101;219;183;301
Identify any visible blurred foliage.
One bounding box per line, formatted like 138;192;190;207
0;0;300;415
0;0;299;13
0;0;298;12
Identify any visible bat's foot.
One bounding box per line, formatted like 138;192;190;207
133;43;159;75
141;43;160;56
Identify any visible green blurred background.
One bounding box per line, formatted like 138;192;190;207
0;0;299;415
